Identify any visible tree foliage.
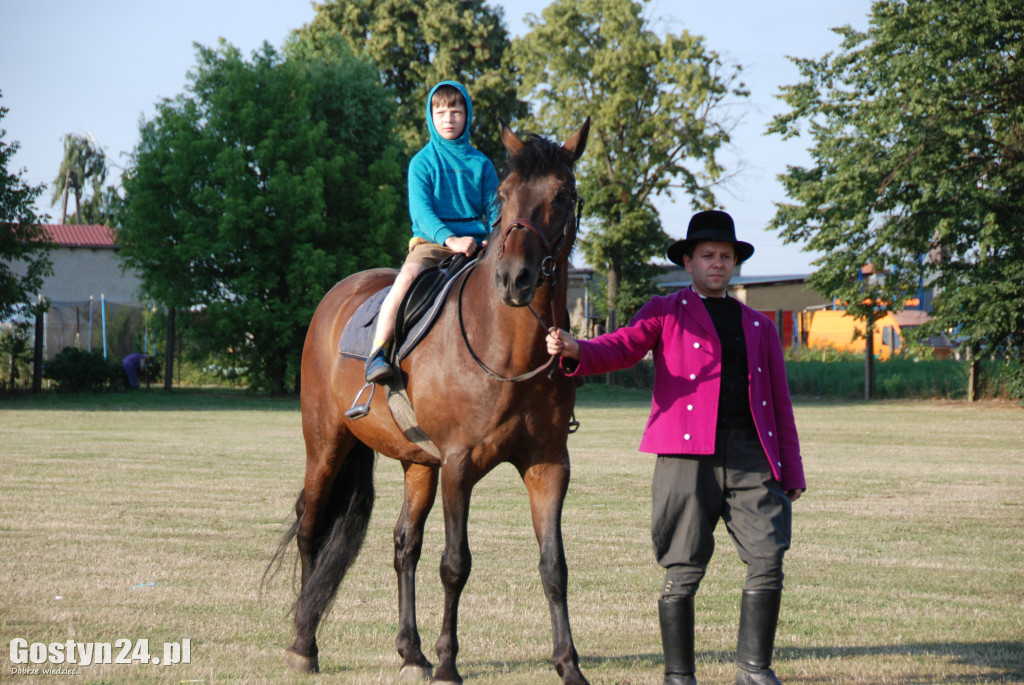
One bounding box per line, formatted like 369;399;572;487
118;39;405;393
50;132;114;225
294;0;528;166
513;0;747;326
1;91;52;321
770;0;1024;369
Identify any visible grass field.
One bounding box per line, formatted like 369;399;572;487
1;387;1022;684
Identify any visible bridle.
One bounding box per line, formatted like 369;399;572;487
495;191;581;280
458;187;584;384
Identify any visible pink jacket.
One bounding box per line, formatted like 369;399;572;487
564;288;806;491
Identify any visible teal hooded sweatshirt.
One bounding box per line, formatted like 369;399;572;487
408;81;501;246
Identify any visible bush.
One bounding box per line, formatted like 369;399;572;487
43;347;125;392
591;354;1016;401
0;322;33;392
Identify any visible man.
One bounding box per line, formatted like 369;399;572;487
546;210;806;684
122;352;149;389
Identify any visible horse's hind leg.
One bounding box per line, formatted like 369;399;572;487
287;435;376;673
394;461;438;679
522;456;589;685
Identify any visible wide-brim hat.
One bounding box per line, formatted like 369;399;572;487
666;210;754;266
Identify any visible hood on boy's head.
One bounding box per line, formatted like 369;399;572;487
426;80;473;145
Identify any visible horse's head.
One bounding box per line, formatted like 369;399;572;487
492;119;589;307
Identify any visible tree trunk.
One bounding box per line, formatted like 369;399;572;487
268;356;287;395
32;309;43;393
967;348;981;402
605;265;619;333
604;264;620;386
164;308;175;391
864;322;875;400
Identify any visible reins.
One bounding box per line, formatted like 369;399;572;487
457;195;584;384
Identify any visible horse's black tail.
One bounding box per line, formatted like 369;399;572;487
263;441;376;625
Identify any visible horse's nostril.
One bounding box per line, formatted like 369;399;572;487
514;268;534;292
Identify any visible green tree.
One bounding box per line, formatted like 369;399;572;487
294;0;528;165
769;0;1024;397
51;132;114;224
513;0;747;328
1;91;53;321
119;38;404;393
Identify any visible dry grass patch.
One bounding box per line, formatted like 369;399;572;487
1;388;1022;683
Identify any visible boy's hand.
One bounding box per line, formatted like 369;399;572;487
546;328;580;360
445;235;479;256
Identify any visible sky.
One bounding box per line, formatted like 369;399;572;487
1;0;873;276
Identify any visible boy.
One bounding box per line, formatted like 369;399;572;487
365;80;500;382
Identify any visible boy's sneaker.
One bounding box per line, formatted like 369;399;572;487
365;346;393;383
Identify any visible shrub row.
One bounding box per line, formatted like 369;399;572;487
608;358;1017;400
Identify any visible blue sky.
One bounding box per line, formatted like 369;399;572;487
1;0;872;275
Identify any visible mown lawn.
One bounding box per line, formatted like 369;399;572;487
1;387;1022;683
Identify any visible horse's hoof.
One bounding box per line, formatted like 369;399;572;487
284;647;319;673
399;663;432;680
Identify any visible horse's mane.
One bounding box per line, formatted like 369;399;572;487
502;133;571;181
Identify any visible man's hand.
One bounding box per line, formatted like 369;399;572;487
445;235;480;256
786;489;804;502
546;328;580;360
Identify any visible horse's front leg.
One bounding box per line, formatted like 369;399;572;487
523;456;589;685
432;459;475;685
394;461;438;679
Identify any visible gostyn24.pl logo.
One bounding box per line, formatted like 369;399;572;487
9;637;191;674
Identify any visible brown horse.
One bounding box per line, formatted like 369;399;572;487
275;119;591;684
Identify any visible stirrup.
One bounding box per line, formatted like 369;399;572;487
345;382;376;420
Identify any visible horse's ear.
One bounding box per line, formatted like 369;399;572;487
561;118;590;163
499;118;525;157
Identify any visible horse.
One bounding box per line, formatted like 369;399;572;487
274;118;591;684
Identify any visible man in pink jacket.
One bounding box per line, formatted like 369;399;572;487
547;210;806;685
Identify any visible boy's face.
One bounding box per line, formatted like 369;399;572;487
432;103;467;140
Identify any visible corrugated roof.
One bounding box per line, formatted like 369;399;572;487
39;224;117;247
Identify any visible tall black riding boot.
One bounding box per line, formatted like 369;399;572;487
658;595;697;685
735;589;782;685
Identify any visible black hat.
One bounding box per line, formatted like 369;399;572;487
666;210;754;266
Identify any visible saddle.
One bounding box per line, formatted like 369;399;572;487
338;252;474;364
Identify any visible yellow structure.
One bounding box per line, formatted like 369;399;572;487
806;310;904;360
805;309;955;360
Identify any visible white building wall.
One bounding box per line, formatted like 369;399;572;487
41;246;143;304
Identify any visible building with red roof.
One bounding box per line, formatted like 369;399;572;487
22;224;142;304
7;224;146;360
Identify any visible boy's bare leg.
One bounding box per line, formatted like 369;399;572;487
366;263;426;382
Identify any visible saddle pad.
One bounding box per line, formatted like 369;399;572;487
337;286;392;360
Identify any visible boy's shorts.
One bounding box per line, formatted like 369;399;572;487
404;237;457;269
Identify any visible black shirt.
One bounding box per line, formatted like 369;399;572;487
700;293;755;428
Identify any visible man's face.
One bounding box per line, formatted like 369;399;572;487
432;103;467;140
683;240;738;297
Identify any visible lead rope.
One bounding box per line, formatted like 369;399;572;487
457;265;558;383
